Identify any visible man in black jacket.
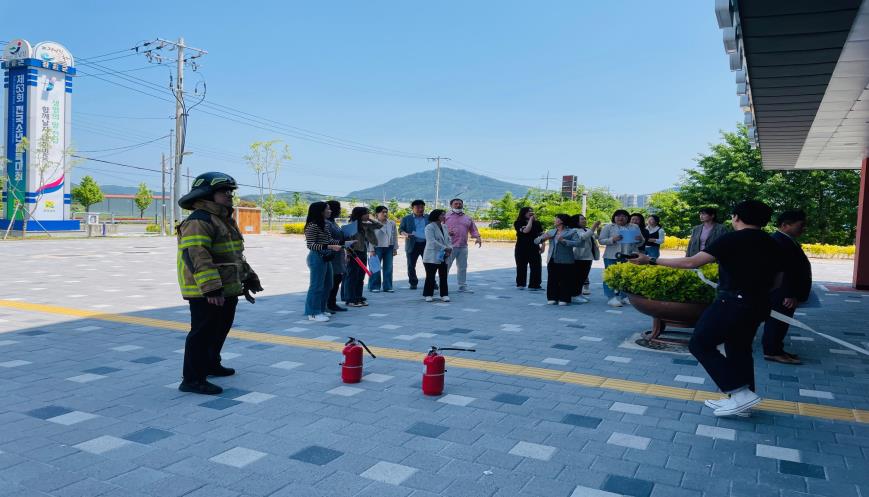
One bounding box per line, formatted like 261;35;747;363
762;210;812;365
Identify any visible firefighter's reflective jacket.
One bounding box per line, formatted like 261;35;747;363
176;200;259;299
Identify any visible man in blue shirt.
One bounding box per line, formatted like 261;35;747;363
399;200;429;289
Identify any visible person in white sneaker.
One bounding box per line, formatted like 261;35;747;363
630;200;783;417
445;199;482;293
303;202;346;322
598;209;643;307
570;214;600;304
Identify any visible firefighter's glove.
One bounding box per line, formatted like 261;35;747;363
244;277;263;294
243;289;256;304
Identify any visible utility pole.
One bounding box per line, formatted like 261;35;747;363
581;191;588;216
543;170;551;192
427;156;451;208
168;129;175;230
161;153;167;236
174;37;184;224
140;37;207;223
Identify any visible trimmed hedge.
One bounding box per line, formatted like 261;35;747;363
603;262;720;304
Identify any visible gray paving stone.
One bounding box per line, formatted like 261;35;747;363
361;460;419;485
210;447;267;468
695;424;736;441
607;432;651;450
74;435;132;455
46;410;99;426
509;441;557;461
756;443;801;463
570;486;622;497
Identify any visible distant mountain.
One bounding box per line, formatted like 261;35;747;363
239;191;339;204
346;167;531;202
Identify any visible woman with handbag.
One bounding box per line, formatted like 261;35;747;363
422;209;453;302
304;202;344;322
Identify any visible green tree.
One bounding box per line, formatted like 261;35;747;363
287;192;307;217
676;125;860;244
679;125;769;221
71;176;104;213
648;190;694;237
134;182;153;218
245;140;292;230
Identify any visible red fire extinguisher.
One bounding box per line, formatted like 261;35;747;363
422;346;475;396
341;337;376;383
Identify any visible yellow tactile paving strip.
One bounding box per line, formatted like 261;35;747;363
2;299;866;424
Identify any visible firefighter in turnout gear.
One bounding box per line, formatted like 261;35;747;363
176;172;263;395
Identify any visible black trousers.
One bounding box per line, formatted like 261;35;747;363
423;262;448;297
572;260;592;297
688;295;768;393
184;296;239;382
515;247;542;288
546;261;574;303
345;252;367;304
762;289;795;355
328;272;343;308
407;241;426;287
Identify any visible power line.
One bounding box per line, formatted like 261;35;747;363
77;134;170;153
75;111;173;120
75;55;431;159
71;155;352;198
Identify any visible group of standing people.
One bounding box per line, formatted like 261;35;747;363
172;172;814;415
303;198;483;316
515;208;661;307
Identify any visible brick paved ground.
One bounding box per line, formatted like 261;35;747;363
0;235;867;497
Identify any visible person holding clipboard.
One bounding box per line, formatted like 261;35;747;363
598;209;643;307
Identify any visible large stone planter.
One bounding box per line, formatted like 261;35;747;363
625;293;709;344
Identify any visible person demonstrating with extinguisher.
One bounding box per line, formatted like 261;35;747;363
176;172;263;396
342;207;382;307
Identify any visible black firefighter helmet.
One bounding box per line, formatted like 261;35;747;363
178;172;238;210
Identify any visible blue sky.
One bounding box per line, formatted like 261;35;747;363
6;0;741;198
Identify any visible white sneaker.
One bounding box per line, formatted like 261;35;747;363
547;300;557;305
308;314;329;322
575;296;590;304
607;297;623;307
441;296;450;302
705;396;750;417
582;285;591;296
620;296;631;305
558;302;568;306
425;296;433;302
713;388;761;417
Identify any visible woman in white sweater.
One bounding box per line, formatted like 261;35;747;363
422;209;453;302
598;209;643;307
